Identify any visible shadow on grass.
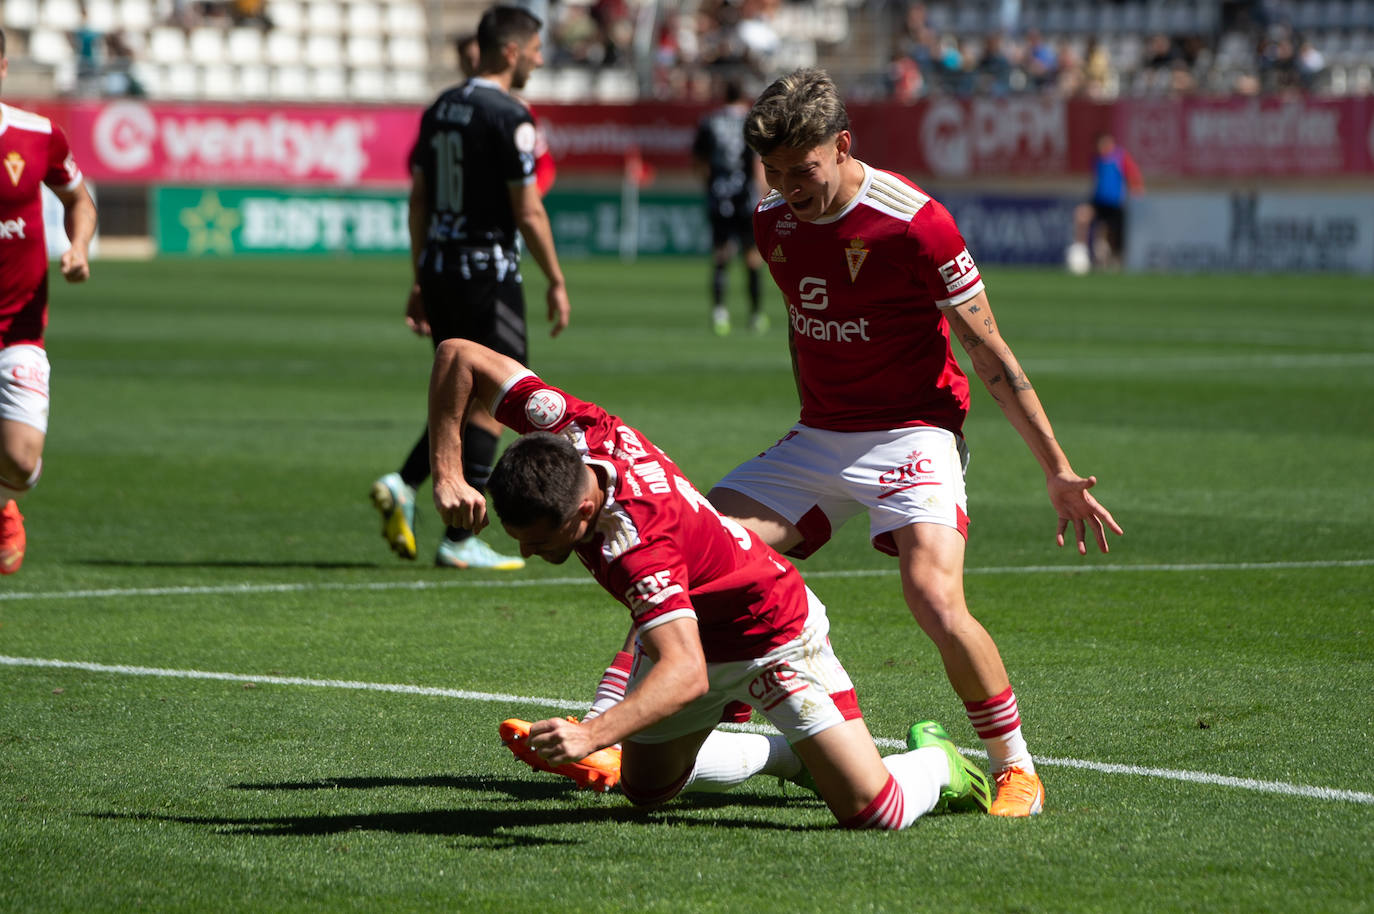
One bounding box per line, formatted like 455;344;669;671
89;774;825;845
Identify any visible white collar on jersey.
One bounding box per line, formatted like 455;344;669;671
809;160;873;226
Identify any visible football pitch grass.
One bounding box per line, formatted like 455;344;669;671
2;256;1371;913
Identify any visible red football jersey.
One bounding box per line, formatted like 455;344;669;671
493;370;809;662
754;163;980;434
0;103;83;348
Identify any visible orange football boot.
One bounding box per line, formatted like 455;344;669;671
499;718;621;792
0;500;26;574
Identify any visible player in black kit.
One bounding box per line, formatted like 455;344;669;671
692;79;766;336
371;4;571;571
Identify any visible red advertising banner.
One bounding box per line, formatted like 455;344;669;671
11;95;1371;186
538;97;1070;179
54;100;421;186
1111;95;1374;178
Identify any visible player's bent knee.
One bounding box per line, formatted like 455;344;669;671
0;456;41;495
620;766;692;807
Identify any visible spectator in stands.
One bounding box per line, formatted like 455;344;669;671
548;4;599;66
591;0;633;67
1022;28;1059;91
887;49;923;101
1082;38;1116;99
230;0;273;29
72;11;105;96
1296;38;1326;90
1054;36;1085;95
1069;131;1144;272
103;30;145;97
976;33;1014;96
1259;28;1300;92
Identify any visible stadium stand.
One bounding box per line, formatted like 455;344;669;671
0;0;1370;102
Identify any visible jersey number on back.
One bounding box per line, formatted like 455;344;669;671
674;476;752;550
431;131;464;213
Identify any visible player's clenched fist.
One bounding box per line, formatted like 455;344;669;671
433;478;488;533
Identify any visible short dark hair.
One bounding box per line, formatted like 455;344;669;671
488;432;584;529
744;67;851;157
476;5;542;58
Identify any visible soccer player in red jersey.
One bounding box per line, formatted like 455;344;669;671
427;338;992;828
0;29;98;574
706;68;1123;816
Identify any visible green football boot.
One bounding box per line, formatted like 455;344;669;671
907;720;991;813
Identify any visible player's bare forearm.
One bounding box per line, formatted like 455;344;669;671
949;294;1122;552
550;619;707;761
511;183;570;334
949;295;1069;477
58;184;97;282
427;341;520;529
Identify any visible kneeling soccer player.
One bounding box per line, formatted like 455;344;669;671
428;339;990;828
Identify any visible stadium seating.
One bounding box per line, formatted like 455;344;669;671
0;0;436;101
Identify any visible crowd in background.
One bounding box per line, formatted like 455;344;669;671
536;0;1374;101
875;0;1364;101
17;0;1374;101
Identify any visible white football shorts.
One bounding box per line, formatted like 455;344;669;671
713;423;969;558
0;344;51;434
627;587;863;745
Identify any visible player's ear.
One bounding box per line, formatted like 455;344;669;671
834;130;852;163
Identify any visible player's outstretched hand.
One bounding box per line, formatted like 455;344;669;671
60;246;90;283
529;716;597;767
433;476;488;534
1048;472;1123;555
404;284;431;336
546;282;570;338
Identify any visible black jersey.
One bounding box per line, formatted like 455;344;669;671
692;104;756;218
410;77;537;254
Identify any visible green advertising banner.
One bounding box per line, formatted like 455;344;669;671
544;189;710;257
155;187;410;255
154;186;708;257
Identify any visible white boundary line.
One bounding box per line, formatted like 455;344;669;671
3;654;1371;807
1;559;1370;603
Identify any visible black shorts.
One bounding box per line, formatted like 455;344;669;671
1091;202;1125;248
709;207;754;250
420;260;528;364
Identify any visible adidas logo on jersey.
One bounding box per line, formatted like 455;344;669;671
770;244;786;263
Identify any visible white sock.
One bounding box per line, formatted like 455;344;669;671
684;731;799;793
879;748;948;826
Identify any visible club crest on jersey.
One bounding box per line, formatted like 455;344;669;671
770;244;786;263
4;152;24;187
844;238;869;282
525;389;567;429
